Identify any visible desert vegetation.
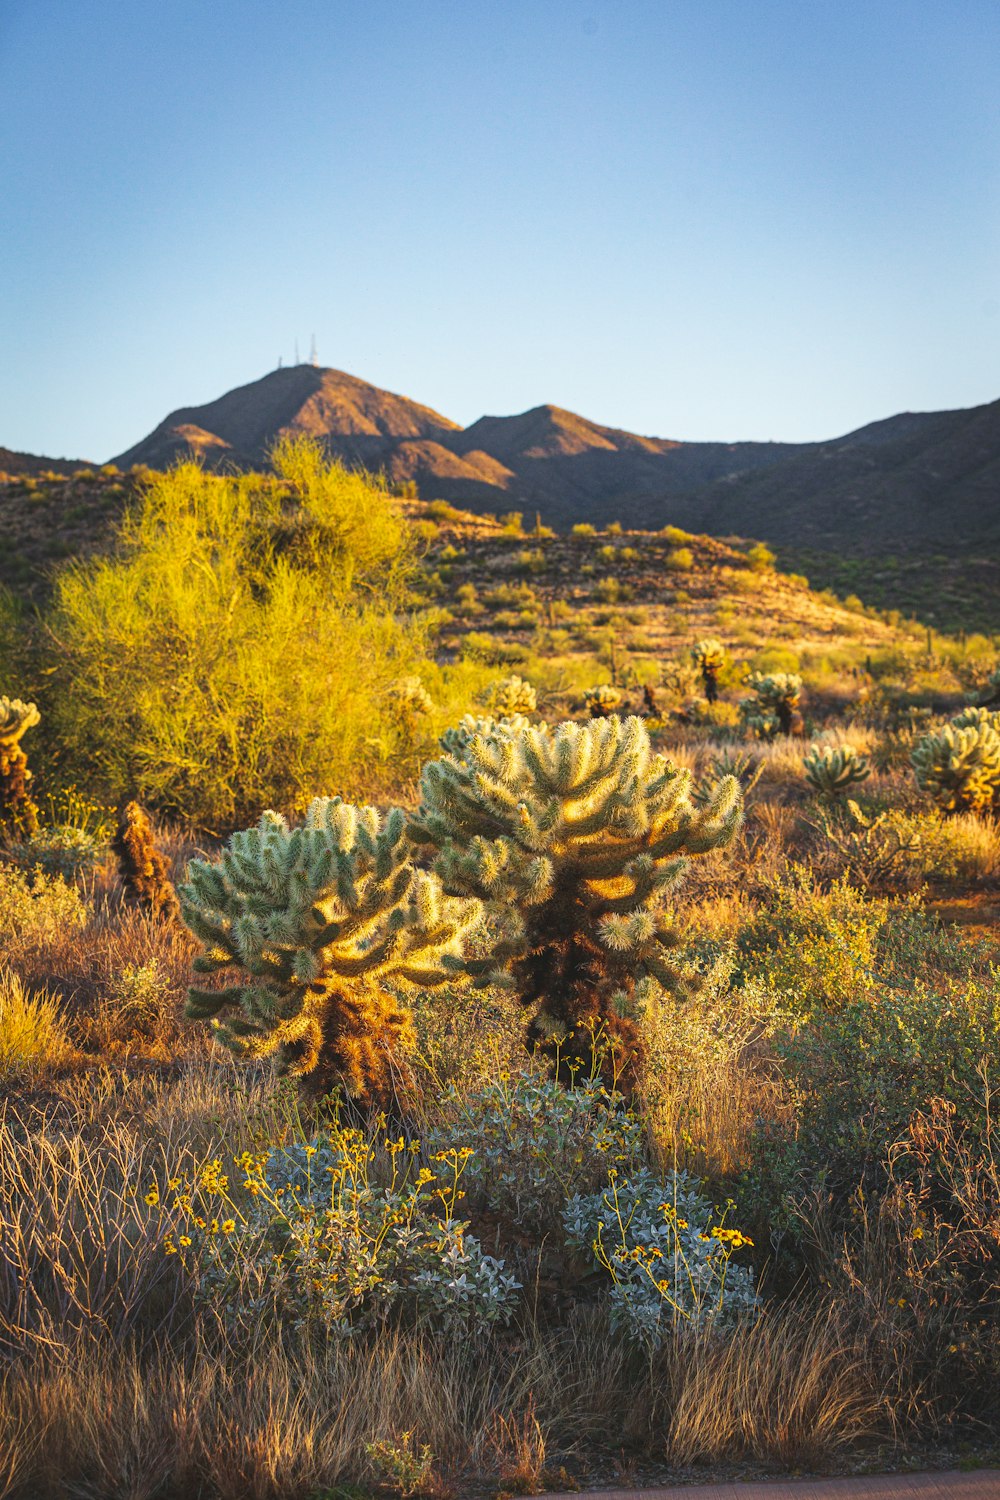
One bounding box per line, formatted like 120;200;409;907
0;443;998;1497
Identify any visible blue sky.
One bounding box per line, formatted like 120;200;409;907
2;0;999;459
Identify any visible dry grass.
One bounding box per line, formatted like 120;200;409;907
0;1305;883;1500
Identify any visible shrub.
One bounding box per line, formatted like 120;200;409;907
564;1165;757;1347
571;523;596;537
47;442;422;823
0;969;74;1079
0;862;88;959
735;871;885;1015
459;632;528;667
412;715;743;1087
427;1072;644;1237
746;543;775;572
161;1122;520;1340
181;797;482;1105
666;547;694;571
10;824;105;880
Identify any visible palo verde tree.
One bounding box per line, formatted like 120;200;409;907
411;715;743;1089
180;797;482;1107
0;696;40;840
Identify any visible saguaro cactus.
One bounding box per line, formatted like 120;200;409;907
411;715;743;1088
112;800;180;919
692;639;726;703
180;797;482;1106
0;696;40;840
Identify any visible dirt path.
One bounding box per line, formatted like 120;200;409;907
539;1469;1000;1500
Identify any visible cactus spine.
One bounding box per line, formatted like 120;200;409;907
180;797;482;1106
0;697;40;840
803;744;872;797
411;715;743;1088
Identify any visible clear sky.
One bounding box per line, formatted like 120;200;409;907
2;0;999;460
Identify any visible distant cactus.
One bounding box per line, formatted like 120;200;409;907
803;744;872;797
180;798;482;1106
112;800;179;919
0;696;40;840
978;666;1000;707
692;639;726;703
740;672;804;738
411;715;743;1089
483;674;537;717
911;711;1000;815
584;684;623;718
388;675;434;723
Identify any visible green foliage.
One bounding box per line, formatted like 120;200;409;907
0;695;40;840
735;871;885;1014
665;547;694;571
0;862;88;959
180;797;482;1105
458;631;527;667
746;542;775;572
427;1071;644;1236
911;707;1000;813
571;522;597;537
755;977;1000;1221
411;715;743;1086
803;743;871;796
47;444;422;824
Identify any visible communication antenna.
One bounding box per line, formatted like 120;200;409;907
294;337;300;365
278;355;283;369
310;334;318;366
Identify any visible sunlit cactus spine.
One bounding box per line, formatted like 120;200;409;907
911;714;1000;815
438;713;531;762
483;674;537;717
584;684;623;718
0;696;40;840
411;714;743;1090
691;638;726;703
112;799;179;919
740;672;804;739
803;744;872;797
180;797;482;1107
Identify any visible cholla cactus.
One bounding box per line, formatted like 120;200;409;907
740;672;804;738
112;800;179;919
411;715;743;1088
803;744;872;797
388;676;434;722
584;684;623;718
691;639;726;703
180;798;482;1106
482;675;537;717
911;713;1000;814
978;666;1000;707
0;696;40;840
439;713;531;761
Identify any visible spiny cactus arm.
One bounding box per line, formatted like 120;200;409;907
0;697;40;746
185;983;248;1019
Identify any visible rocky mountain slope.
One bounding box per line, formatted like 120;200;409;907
110;366;1000;555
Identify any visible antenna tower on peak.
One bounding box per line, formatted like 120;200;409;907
310;334;318;366
294;337;300;366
